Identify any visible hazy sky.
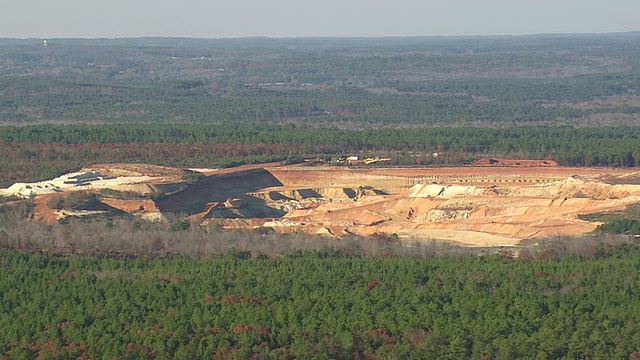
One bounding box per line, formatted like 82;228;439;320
2;0;638;38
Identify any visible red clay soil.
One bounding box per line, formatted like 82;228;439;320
31;195;161;224
471;158;559;167
31;193;61;223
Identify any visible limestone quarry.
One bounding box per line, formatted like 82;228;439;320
3;162;640;247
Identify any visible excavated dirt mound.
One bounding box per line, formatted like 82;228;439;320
80;164;191;178
13;163;640;247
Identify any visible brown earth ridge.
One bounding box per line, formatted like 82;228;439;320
4;162;640;247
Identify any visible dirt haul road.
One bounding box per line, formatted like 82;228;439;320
10;163;640;247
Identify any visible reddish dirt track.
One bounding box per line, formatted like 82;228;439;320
31;193;61;223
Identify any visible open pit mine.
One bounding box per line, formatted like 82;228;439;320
3;161;640;247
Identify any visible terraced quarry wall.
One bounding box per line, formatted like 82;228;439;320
7;164;640;247
204;166;640;246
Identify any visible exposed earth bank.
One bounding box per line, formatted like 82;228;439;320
4;163;640;247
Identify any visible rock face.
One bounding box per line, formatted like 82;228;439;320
211;166;640;247
6;163;640;247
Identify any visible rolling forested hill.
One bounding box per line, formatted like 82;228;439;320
0;34;639;127
1;34;640;185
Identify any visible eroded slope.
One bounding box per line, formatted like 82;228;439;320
5;163;640;247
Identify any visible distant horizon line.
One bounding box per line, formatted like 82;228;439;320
2;30;639;41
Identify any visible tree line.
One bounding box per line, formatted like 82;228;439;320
1;124;640;187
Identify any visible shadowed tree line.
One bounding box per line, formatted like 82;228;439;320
1;124;640;187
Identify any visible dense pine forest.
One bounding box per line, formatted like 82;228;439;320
3;34;640;358
1;244;640;359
